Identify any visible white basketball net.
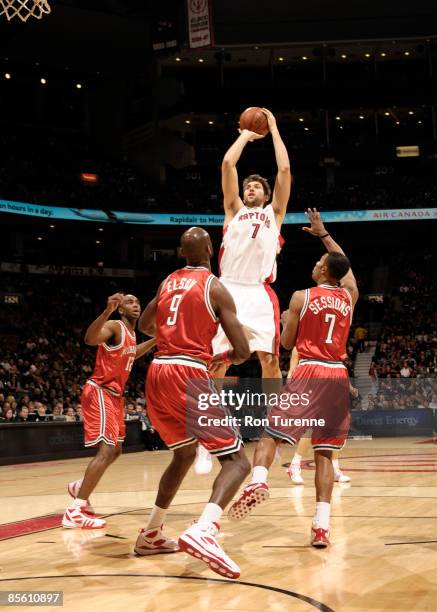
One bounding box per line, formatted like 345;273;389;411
0;0;51;22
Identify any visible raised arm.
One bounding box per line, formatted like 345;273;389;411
138;281;164;337
303;208;359;305
135;337;156;360
221;129;264;226
281;290;305;351
84;293;124;346
262;109;292;228
209;279;250;369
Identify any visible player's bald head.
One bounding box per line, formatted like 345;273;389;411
180;227;213;265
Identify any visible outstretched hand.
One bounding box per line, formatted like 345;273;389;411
302;208;327;237
238;128;266;142
261;107;277;131
106;293;124;313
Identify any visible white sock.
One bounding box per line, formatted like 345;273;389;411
250;465;268;484
73;498;87;508
146;505;167;530
332;459;340;472
313;502;331;530
198;502;223;525
291;453;302;466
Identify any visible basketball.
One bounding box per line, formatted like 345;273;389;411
239;107;269;136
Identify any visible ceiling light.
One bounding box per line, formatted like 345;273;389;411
418;120;423;124
404;51;410;56
302;56;308;60
185;120;191;124
198;58;204;63
278;57;284;62
304;127;309;131
384;112;390;116
335;116;341;121
4;72;11;79
49;224;55;229
408;111;414;115
175;57;181;62
359;115;365;120
37;236;43;241
341;54;347;59
208;120;214;125
380;52;386;57
96;240;101;244
395;121;400;125
75;83;82;89
298;117;304;122
365;53;371;58
40;77;47;85
98;227;104;232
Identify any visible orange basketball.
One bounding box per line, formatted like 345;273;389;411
239;107;269;136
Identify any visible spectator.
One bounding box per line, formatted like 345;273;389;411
0;408;14;423
14;406;30;422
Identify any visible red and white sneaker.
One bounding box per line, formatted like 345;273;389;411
67;479;95;515
311;525;330;548
179;522;240;579
62;504;106;529
134;525;179;556
228;482;269;521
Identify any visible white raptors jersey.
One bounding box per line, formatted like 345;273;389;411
219;204;283;285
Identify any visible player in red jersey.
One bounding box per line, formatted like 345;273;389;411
62;293;155;529
229;208;359;548
134;227;251;579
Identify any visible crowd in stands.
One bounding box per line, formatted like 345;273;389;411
0;126;436;215
368;268;437;410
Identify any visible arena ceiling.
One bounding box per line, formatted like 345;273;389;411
0;1;436;74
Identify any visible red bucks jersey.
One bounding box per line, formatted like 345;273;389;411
219;204;284;284
296;284;353;362
90;320;137;394
155;266;218;363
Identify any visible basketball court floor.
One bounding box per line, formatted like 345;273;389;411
1;438;436;611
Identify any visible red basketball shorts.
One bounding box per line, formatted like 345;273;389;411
81;380;126;447
146;356;242;456
265;361;350;451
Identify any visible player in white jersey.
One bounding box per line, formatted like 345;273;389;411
211;108;291;379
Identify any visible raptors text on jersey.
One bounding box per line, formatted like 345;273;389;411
90;320;137;394
155;266;218;363
296;284;353;362
219;204;284;284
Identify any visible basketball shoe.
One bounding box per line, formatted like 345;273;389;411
194;444;213;475
67;479;95;515
334;470;351;483
178;522;240;579
286;463;304;485
134;525;179;556
311;525;330;548
62;504;106;529
228;482;269;521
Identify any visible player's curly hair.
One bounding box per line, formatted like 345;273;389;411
243;174;272;200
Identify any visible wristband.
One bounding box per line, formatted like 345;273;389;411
220;350;232;364
319;233;329;239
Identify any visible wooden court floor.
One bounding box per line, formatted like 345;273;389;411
1;438;437;611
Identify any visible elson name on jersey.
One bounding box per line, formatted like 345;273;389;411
165;277;197;293
309;295;351;317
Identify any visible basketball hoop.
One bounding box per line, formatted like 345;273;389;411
0;0;51;22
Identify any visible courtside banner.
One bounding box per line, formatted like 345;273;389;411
1;199;436;225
